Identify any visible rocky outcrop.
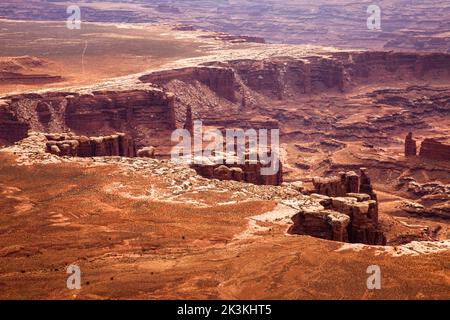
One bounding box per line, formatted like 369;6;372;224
312;171;360;197
312;169;378;200
137;147;156;158
192;160;283;186
398;176;450;197
225;57;344;99
303;169;384;244
0;89;177;152
0;72;62;84
290;208;350;242
0;104;29;144
359;168;378;201
289;192;385;245
405;132;417;157
401;201;450;219
397;177;449;219
419;138;450;161
45;133;136;157
330;196;384;245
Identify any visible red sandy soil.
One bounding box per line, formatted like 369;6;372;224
0;152;448;300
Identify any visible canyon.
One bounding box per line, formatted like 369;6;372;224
0;3;449;300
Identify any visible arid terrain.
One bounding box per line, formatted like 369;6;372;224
0;1;449;300
1;0;450;51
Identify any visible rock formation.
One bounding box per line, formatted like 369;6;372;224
405;132;417;157
290;208;350;242
290;192;385;245
0;89;177;154
192;160;283;186
45;133;136;157
331;196;384;245
359;168;378;201
183;105;194;134
419;138;450;161
0;103;29;144
137;147;156;158
312;171;360;197
297;170;385;245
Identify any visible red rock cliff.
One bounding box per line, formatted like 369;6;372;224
0;89;176;152
419;138;450;161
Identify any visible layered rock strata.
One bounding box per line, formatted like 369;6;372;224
45;133;136;157
312;171;361;197
192;161;283;186
0;89;176;152
296;170;385;245
289;193;385;245
419;138;450;161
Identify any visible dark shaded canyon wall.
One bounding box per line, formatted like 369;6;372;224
289;209;350;243
0;102;29;144
0;89;176;149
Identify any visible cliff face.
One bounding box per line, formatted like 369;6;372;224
45;133;136;158
290;208;350;243
0;102;29;144
0;89;176;150
289;191;385;246
419;138;450;161
223;57;345;99
301;170;384;245
2;51;450;156
338;52;450;81
312;171;360;197
64;90;176;135
140;66;237;102
140;51;450;117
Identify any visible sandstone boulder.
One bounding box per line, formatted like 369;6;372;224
214;165;232;181
138;147;156;158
